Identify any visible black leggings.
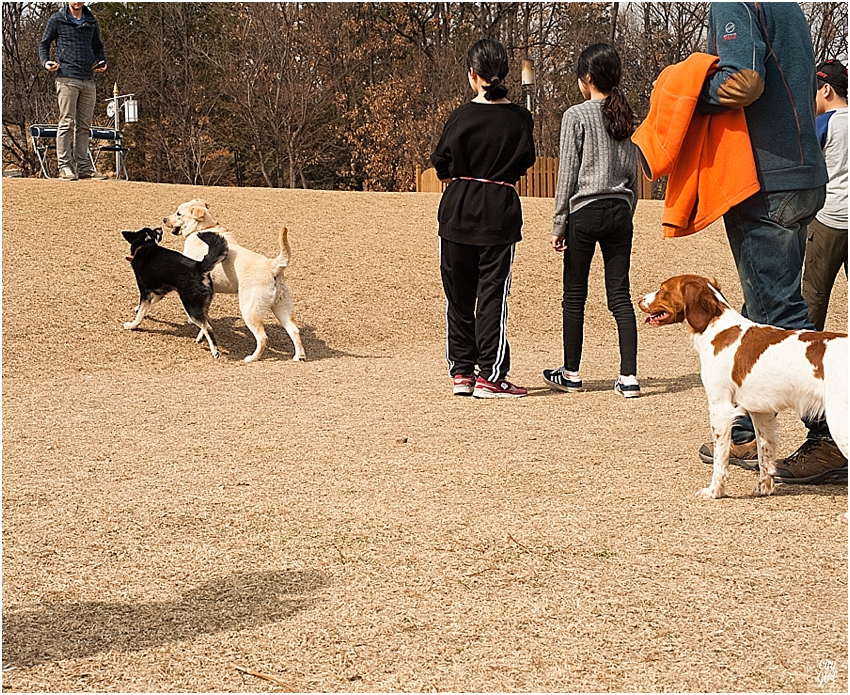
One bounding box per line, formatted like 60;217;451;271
562;199;637;376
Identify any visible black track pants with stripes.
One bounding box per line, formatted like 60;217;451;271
440;238;515;382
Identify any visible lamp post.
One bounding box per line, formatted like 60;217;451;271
521;58;535;114
105;83;138;179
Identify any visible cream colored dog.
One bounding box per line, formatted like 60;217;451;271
163;199;306;362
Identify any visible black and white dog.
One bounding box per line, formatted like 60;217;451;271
122;227;228;358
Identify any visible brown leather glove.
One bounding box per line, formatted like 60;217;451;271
717;69;765;108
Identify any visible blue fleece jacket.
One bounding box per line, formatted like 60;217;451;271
699;2;827;193
39;4;106;80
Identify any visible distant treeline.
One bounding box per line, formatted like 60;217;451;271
3;2;847;189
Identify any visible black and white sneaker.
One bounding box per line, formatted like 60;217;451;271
542;366;582;392
614;376;640;398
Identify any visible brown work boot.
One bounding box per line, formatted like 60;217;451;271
774;439;848;484
699;438;759;470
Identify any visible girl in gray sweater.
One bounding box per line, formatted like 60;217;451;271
543;43;641;398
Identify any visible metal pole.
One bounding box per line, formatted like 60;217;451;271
113;83;120;178
521;59;535;114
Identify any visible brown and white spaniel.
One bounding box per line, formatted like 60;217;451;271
639;275;848;499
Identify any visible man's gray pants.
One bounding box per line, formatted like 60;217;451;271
55;77;96;174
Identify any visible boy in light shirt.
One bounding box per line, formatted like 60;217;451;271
803;59;848;331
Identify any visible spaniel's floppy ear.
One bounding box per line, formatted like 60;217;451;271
189;205;207;221
683;278;721;333
708;276;732;304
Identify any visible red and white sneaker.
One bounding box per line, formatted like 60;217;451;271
452;374;476;396
472;376;527;399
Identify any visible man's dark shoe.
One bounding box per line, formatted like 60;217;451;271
699;438;759;470
78;170;108;180
774;439;848;484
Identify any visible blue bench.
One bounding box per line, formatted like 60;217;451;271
30;123;128;179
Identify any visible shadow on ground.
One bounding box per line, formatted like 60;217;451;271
129;318;380;361
2;569;326;667
526;373;703;398
773;481;848;498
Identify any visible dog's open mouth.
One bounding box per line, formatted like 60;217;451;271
644;310;670;325
170;225;181;235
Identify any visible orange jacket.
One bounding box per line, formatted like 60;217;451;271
632;53;760;238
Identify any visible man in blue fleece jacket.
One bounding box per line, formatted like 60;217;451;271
695;2;846;484
39;2;108;180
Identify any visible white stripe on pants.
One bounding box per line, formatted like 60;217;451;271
440;238;515;382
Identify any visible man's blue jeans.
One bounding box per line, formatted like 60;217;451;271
723;186;829;443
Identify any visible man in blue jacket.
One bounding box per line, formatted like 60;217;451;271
696;2;846;484
39;2;109;180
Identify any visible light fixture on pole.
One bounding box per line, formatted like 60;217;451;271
104;83;138;179
521;58;535;114
124;98;139;123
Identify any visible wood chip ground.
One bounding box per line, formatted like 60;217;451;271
2;180;847;692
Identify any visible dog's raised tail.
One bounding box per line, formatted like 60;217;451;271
195;231;229;274
272;226;292;275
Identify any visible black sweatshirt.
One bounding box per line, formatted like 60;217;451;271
431;102;536;246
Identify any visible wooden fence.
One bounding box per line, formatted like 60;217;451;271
416;159;653;199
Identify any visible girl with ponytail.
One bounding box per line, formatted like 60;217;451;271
431;39;536;398
543;43;642;398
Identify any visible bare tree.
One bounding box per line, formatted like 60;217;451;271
616;3;709;120
802;2;848;62
4;2;847;189
2;2;63;175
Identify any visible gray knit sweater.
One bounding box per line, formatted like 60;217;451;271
552;99;639;238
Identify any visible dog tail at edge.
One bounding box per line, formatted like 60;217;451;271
272;226;292;275
195;231;229;274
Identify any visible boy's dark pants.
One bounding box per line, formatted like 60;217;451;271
802;217;848;332
562;199;637;376
440;238;515;382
